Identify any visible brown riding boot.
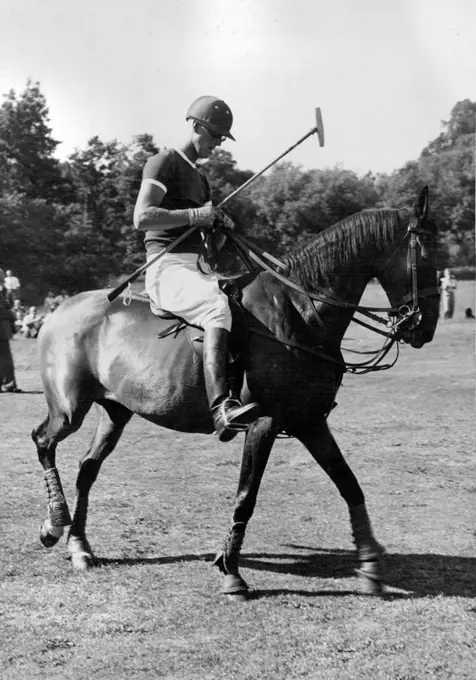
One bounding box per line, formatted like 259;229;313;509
203;327;260;442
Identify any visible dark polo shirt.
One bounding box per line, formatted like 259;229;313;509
142;148;211;256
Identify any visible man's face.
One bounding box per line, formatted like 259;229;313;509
193;123;225;159
6;271;12;277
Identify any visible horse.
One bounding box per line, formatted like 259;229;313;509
32;186;439;598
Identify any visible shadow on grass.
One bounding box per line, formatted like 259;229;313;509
1;389;43;395
98;546;476;598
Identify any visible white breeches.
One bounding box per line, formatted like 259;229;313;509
144;252;232;331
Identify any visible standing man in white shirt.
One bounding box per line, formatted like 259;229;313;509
4;270;21;308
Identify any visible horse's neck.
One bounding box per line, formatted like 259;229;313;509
291;244;376;307
285;222;398;340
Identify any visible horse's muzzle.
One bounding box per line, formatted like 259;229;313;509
406;328;435;348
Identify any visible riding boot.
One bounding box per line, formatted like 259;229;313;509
203;327;260;442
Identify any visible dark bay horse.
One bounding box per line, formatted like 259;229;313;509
32;187;439;597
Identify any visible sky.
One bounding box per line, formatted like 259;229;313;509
0;0;474;176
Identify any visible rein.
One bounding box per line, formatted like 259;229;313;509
226;216;436;374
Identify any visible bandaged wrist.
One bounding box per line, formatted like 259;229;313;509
188;206;213;228
188;208;200;226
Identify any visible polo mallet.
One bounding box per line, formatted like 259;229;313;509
219;107;325;205
107;107;324;302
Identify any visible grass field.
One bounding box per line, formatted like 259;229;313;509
1;282;475;679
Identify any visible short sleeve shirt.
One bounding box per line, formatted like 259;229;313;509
142;148;211;255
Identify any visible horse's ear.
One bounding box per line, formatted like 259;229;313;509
414;186;429;221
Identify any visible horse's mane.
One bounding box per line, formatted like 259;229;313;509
283;208;410;287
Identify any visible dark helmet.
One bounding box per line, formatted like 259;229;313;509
186;96;235;141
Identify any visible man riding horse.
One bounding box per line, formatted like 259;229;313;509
133;96;260;442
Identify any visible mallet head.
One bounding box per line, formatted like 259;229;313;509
314;107;325;147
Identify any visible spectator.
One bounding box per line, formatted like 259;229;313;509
4;270;21;308
440;268;457;319
465;307;475;319
54;289;70;307
0;285;21;392
21;306;44;339
43;290;58;315
12;299;26;334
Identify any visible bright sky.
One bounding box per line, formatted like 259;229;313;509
0;0;474;175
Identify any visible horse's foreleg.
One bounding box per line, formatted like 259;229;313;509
214;416;279;600
32;411;87;548
68;401;132;570
296;421;385;595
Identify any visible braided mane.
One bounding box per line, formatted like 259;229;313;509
283;208;410;288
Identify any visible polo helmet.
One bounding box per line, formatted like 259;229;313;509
186;96;235;141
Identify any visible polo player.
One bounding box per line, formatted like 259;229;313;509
133;96;261;441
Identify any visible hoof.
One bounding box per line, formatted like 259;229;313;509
356;560;385;596
39;527;60;548
39;520;63;548
226;591;249;602
71;552;94;571
221;573;248;599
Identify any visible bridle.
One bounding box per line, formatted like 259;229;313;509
382;212;440;334
226;210;439;374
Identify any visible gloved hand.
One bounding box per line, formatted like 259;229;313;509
214;208;235;232
188;205;235;231
188;204;217;229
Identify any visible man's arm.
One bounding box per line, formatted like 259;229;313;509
133;181;191;232
133;180;227;232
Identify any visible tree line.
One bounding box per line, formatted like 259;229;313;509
0;80;474;303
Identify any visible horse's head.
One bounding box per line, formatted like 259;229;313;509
377;187;440;349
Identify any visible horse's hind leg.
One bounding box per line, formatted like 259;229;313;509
67;400;132;570
295;421;385;594
32;401;93;548
214;416;280;600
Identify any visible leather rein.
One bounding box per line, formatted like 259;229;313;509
226;215;439;375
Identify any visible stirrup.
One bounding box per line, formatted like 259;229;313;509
213;398;261;442
222;398;260;429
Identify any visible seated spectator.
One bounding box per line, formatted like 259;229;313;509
21;306;44;339
12;299;26;334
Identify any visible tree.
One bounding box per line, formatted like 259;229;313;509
63;137;132;277
375;100;475;266
0;80;67;201
0;192;108;299
118;134;160;270
374;161;422;209
247;163;381;256
419;100;475;265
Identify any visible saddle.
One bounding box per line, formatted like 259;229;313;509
148;276;251;360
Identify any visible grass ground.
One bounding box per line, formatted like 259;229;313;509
0;282;475;679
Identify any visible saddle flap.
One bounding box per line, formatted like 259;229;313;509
149;297;177;320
